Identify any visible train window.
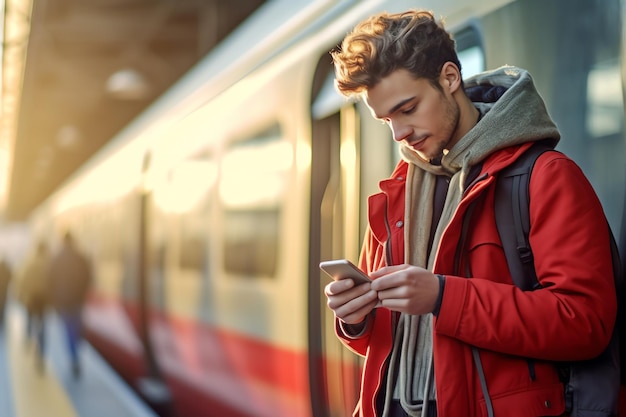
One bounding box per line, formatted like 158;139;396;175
312;71;353;121
454;25;485;79
222;209;280;276
586;59;624;139
179;234;206;271
152;159;217;214
219;124;289;277
149;150;216;274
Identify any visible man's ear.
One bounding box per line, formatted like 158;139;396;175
440;62;462;93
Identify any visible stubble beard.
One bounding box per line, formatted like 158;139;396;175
425;97;461;162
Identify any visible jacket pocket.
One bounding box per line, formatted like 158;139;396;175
480;383;565;417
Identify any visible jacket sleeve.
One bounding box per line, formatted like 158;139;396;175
434;153;617;361
333;226;385;356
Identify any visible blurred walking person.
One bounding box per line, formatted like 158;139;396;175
18;241;49;373
48;231;92;378
0;256;12;330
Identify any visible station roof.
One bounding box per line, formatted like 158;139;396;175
1;0;266;221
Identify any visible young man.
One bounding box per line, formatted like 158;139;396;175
324;10;617;417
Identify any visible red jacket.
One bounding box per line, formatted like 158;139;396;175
338;143;617;417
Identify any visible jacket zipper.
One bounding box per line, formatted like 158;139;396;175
373;193;398;416
383;196;394;266
382;194;398;338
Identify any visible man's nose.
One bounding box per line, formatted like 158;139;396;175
390;121;411;142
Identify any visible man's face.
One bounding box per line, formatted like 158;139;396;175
364;68;460;162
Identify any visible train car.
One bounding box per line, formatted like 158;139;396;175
28;0;626;416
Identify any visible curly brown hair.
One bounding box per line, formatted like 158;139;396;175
330;10;461;97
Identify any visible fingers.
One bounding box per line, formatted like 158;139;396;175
325;279;378;324
324;277;356;296
369;264;409;280
369;265;440;315
335;296;378;324
370;264;412;291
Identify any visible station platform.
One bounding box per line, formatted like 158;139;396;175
0;300;159;417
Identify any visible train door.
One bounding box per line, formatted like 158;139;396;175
137;152;174;415
308;99;361;417
308;56;395;417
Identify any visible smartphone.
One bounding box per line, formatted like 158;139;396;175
319;259;371;285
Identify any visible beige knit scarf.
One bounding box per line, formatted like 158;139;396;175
380;146;465;417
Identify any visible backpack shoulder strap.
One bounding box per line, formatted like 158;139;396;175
495;141;626;403
494;141;555;291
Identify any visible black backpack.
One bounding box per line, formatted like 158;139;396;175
495;140;624;416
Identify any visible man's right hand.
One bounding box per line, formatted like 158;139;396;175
324;279;378;324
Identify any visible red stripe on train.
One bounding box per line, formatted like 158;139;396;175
85;294;312;417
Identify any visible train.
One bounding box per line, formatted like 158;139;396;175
26;0;626;416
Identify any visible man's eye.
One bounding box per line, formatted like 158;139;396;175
402;106;416;115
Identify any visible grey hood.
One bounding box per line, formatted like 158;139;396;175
400;66;561;176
